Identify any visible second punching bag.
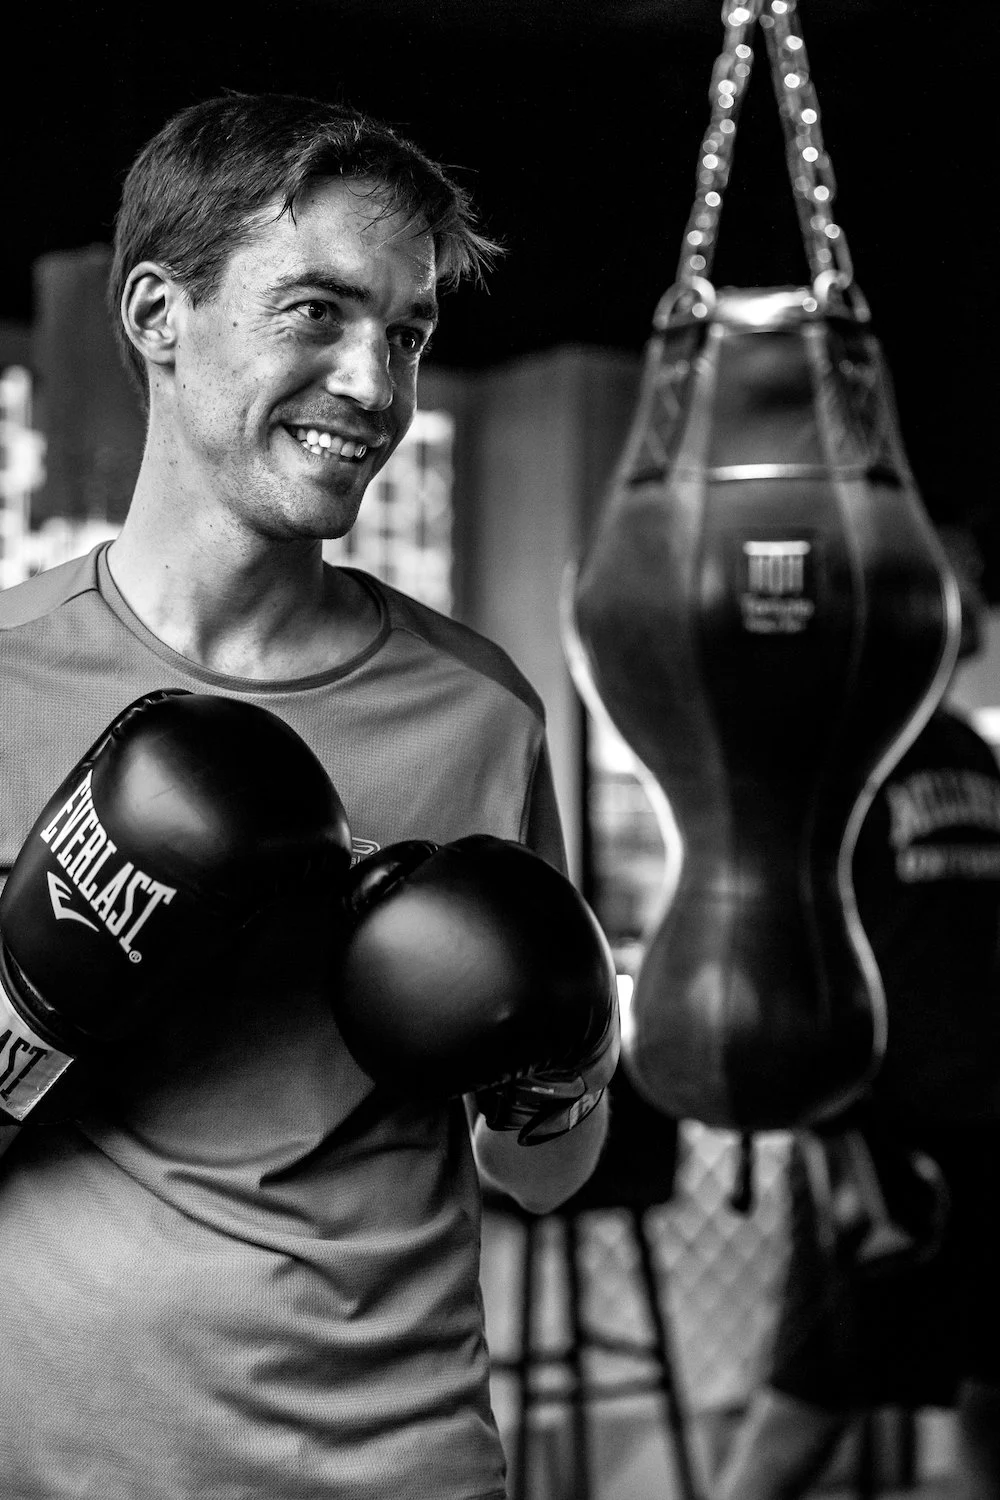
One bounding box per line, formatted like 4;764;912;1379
568;0;960;1130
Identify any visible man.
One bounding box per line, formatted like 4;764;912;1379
0;92;609;1499
715;534;1000;1500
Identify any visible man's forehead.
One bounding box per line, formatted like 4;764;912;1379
242;178;438;287
274;177;431;246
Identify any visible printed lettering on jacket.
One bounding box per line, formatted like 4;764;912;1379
886;767;1000;883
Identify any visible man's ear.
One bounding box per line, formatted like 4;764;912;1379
120;261;183;371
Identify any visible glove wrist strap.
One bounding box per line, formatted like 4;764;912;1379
0;954;74;1122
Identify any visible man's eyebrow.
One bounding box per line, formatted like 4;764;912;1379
409;297;440;327
271;271;438;325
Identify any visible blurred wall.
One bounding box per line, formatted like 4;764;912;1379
457;347;640;882
31;246;145;525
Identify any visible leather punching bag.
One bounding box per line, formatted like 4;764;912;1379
567;0;960;1130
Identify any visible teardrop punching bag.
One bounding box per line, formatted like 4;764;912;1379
567;0;960;1131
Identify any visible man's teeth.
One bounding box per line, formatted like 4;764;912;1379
291;426;368;460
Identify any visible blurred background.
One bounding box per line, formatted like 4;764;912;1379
2;2;997;1494
3;0;997;545
5;0;998;868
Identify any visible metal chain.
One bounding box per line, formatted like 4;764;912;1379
761;0;857;299
661;0;762;323
658;0;862;327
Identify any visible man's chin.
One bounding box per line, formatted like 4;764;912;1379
262;494;365;546
299;461;370;520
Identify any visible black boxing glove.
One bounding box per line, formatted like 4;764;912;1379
0;690;352;1122
329;834;620;1144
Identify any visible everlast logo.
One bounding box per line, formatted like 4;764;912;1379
38;771;177;963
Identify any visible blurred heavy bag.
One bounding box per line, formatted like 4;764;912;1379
566;0;960;1130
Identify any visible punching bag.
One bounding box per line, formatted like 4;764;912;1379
567;0;960;1130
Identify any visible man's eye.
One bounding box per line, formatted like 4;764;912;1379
296;301;332;323
394;328;430;356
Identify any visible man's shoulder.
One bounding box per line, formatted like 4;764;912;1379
356;571;546;723
0;550;102;632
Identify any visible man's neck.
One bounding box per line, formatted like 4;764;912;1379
106;500;381;682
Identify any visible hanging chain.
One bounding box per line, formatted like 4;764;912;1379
762;0;857;298
658;0;862;328
662;0;762;323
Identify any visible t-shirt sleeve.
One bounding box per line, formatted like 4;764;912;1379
520;736;568;875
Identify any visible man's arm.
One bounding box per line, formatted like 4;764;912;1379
470;1090;610;1215
467;732;613;1214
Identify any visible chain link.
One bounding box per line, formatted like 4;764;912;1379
762;0;856;295
658;0;863;328
663;0;762;322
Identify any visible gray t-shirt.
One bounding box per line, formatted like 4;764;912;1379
0;544;564;1499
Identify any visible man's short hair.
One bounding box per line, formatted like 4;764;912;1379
109;90;499;396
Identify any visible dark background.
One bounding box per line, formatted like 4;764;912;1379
6;1;998;584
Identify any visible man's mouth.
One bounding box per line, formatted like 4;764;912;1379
286;425;374;462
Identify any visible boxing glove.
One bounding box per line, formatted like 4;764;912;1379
0;690;352;1122
330;835;620;1143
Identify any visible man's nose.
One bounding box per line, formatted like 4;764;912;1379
323;327;393;412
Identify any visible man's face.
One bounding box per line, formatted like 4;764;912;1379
160;176;438;542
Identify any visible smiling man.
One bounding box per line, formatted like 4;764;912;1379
110;158;442;678
0;93;610;1500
